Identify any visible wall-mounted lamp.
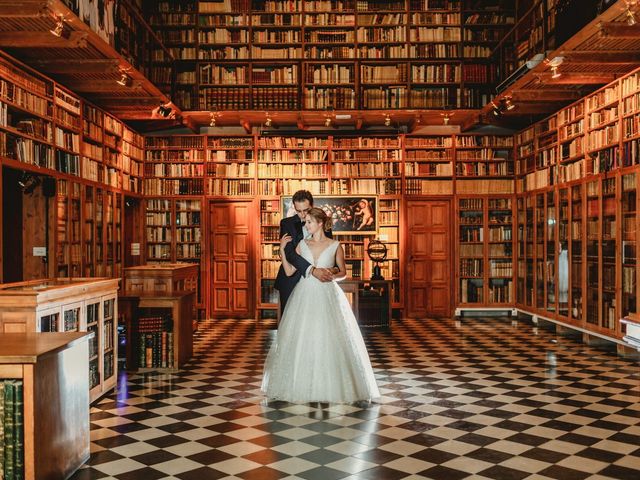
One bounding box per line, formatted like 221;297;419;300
324;117;332;127
209;112;218;127
441;112;453;125
265;114;272;127
384;114;391;127
116;72;132;87
550;65;561;79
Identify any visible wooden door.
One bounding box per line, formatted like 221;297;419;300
406;199;451;318
209;201;253;318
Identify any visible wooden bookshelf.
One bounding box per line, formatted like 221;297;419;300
0;50;138;286
144;0;513;111
456;195;515;309
143;198;204;314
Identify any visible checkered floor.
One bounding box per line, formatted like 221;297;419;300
70;316;640;480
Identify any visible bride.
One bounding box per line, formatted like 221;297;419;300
262;207;380;404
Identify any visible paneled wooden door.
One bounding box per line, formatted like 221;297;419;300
209;201;254;318
406;199;452;318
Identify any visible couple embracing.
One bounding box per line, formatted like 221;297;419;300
261;190;380;404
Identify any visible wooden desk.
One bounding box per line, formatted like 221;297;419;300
123;263;198;296
121;292;194;370
0;332;91;480
340;279;392;328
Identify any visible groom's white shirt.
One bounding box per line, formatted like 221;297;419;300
302;224;314;277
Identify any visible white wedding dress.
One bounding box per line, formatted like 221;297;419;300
262;240;380;403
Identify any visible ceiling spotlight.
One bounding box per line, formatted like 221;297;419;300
490;101;502;117
384;114;391;127
116;72;132;87
50;18;64;37
265;115;272;127
627;7;637;25
504;97;516;111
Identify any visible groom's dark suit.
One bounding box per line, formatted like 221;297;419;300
274;215;332;314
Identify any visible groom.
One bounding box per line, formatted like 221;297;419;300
274;190;334;315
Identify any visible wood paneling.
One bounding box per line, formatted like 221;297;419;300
406;199;452;318
209;201;254;318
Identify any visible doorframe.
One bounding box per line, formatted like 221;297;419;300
207;198;257;319
404;196;455;318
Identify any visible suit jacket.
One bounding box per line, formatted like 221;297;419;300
274;215;332;296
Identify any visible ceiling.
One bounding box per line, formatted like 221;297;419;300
0;0;638;133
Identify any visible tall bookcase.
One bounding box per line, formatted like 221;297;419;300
513;63;640;344
0;51;138;284
144;0;514;111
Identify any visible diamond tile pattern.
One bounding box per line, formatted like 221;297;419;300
71;317;640;480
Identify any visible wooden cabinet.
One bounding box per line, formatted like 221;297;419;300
124;263;199;296
0;332;91;480
0;278;119;403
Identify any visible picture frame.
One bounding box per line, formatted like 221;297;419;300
282;195;378;235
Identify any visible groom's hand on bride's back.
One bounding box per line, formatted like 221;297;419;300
312;267;334;282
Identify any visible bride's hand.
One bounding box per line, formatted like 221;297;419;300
279;234;292;253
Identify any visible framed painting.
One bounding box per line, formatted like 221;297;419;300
282;195;378;235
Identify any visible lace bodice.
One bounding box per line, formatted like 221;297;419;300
300;240;339;268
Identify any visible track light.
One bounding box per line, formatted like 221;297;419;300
384;114;391;127
116;72;132;87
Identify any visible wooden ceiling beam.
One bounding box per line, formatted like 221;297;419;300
0;31;87;48
563;51;640;64
30;59;120;74
0;2;48;16
61;80;144;93
180;115;198;133
599;22;640;39
513;89;582;101
534;72;617;84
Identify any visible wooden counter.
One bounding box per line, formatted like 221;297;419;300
0;277;119;403
0;332;91;480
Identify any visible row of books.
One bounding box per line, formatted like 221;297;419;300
1;380;24;480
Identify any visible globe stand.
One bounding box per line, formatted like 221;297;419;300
371;263;384;281
366;239;388;282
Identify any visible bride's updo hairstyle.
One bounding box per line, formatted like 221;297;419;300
307;207;333;232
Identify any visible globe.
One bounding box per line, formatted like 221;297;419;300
367;239;387;280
